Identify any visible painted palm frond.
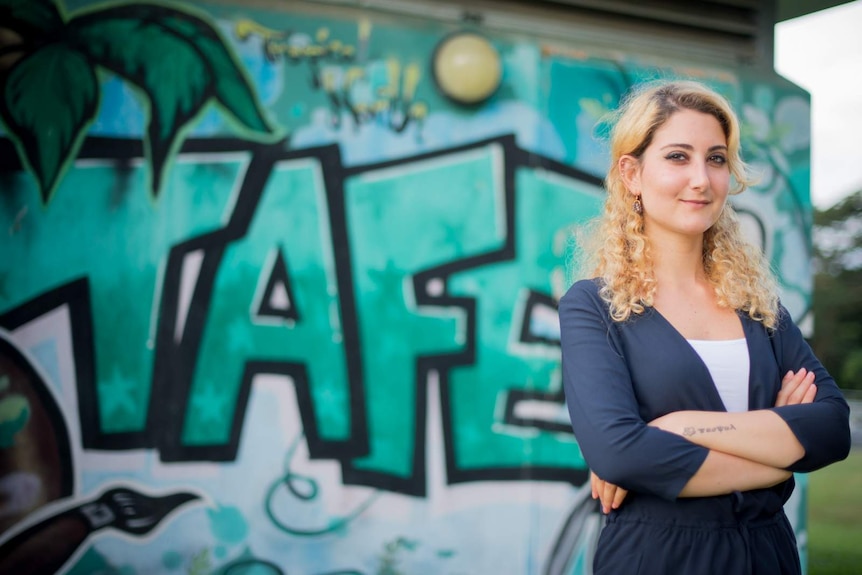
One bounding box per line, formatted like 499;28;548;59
0;0;78;201
0;0;278;202
1;44;99;201
67;3;277;194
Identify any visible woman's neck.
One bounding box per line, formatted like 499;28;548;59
649;233;707;289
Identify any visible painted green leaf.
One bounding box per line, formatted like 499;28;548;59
0;0;64;38
69;8;212;194
1;43;98;202
154;8;275;136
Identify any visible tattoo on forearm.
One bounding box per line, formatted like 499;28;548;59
682;424;736;437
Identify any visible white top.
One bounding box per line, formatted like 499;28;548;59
686;338;750;412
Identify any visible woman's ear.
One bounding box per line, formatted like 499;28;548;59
618;155;641;196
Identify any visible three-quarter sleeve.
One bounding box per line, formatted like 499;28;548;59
769;304;851;472
560;280;708;500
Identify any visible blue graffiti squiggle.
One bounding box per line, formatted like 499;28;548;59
264;434;379;536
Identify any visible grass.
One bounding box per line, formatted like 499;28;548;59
807;447;862;575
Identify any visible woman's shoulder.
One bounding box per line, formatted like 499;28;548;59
560;277;606;307
563;277;602;295
766;301;802;342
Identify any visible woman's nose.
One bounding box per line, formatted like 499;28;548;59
689;161;710;190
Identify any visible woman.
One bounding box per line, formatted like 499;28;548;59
559;80;851;575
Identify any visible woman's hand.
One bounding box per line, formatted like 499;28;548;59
774;368;817;407
591;471;628;514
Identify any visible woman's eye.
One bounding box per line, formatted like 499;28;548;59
666;152;686;161
709;155;728;165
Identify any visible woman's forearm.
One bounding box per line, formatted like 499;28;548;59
650;410;805;469
679;449;792;497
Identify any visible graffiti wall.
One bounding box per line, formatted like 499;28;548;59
0;0;813;573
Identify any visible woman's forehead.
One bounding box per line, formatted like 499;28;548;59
650;110;727;146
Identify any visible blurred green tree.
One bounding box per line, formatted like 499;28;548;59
811;189;862;391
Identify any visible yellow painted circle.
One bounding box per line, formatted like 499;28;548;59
433;33;502;104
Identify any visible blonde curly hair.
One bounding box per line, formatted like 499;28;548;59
577;80;779;328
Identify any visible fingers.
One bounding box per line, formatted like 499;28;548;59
775;368;816;407
591;472;628;514
600;480;616;514
612;485;628;511
802;381;817;404
774;370;794;407
600;481;628;514
591;471;600;500
786;369;816;405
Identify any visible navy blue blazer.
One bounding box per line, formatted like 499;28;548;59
560;279;851;508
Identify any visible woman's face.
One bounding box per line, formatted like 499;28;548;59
620;108;730;241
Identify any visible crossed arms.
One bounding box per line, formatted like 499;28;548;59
560;280;851;511
592;368;815;513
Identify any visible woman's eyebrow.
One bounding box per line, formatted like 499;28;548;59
659;143;728;151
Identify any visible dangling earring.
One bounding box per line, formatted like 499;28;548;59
633;196;643;215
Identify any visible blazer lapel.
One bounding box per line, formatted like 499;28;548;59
741;314;780;410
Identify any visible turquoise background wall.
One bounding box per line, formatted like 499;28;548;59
0;0;813;573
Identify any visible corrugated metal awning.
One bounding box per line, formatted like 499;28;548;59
297;0;852;67
306;0;774;66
